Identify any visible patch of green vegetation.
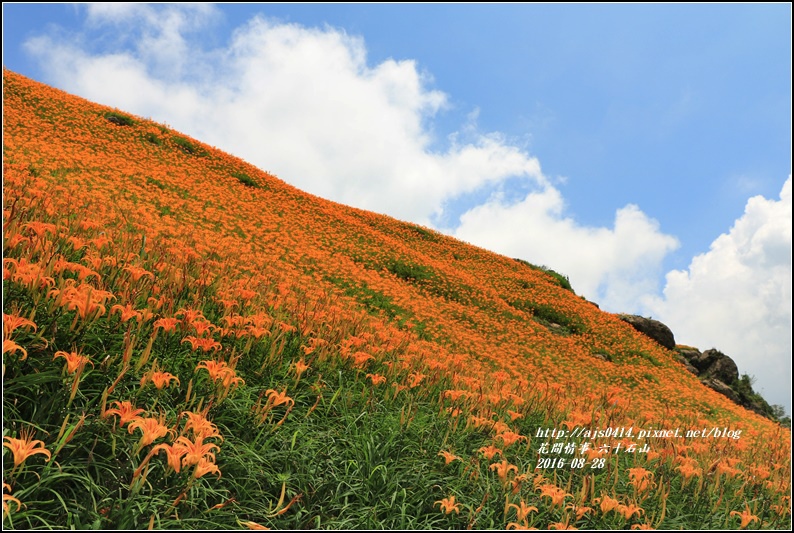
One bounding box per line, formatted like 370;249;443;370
145;176;167;190
383;258;471;304
731;373;778;420
385;259;435;284
513;258;574;293
642;372;660;384
144;132;163;146
232;171;262;189
104;111;135;127
631;350;663;367
508;299;586;335
542;267;573;292
405;223;437;241
172;136;205;156
49;167;81;182
325;277;432;341
426;280;472;305
156;203;174;217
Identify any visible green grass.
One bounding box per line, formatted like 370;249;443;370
104;111;136;127
172;136;206;156
231;171;262;189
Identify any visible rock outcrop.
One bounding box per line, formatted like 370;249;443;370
673;347;700;375
700;377;741;403
618;315;676;350
688;348;739;384
675;346;770;418
612;310;776;420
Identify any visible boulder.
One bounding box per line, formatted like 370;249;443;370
699;349;739;385
678;347;739;388
673;352;699;375
618;315;676;350
701;378;740;403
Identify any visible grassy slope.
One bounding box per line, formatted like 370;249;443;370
2;69;790;529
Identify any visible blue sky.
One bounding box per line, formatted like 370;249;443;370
3;3;791;411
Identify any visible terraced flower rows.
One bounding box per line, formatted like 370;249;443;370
3;69;790;529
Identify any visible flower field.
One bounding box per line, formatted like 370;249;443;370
2;69;790;529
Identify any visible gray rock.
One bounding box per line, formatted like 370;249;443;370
676;346;701;363
701;378;740;403
673;353;699;375
619;315;676;350
699;349;739;385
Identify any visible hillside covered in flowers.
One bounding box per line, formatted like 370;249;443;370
3;69;790;529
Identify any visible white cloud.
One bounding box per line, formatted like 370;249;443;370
644;177;792;412
453;187;680;311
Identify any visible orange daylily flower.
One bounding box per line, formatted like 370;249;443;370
3;312;37;338
180;410;223;441
195;359;244;389
193;456;222;479
147;371;180;390
190;319;215;337
123;265;154;283
627;467;654;492
438;450;461;465
490;460;519;484
22;221;57;238
153;443;188;474
128;415;173;448
245;325;270;339
174;435;220;467
293;359;310;379
110;303;141;323
675;461;702;483
3;428;52;467
182;335;222;352
3;483;24;518
266;388;294;408
497;430;527;448
538;484;571;508
478;445;502;460
153;317;180;333
53;350;94;374
3;339;28;360
407;372;426;388
196;359;230;381
565;503;593;521
434;495;461;514
103;400;145;427
730;503;760;529
140;360;180;390
366;373;386;385
617;503;645;521
593;493;621;515
351;351;374;367
508;500;538;523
